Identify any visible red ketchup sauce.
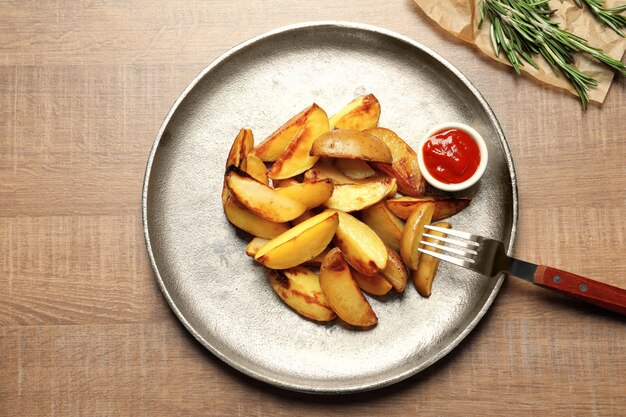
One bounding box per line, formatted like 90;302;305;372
422;128;481;184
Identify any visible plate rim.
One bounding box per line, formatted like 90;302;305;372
142;21;519;394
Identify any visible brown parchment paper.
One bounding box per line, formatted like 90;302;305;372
414;0;626;103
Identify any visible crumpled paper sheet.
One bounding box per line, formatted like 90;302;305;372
414;0;626;103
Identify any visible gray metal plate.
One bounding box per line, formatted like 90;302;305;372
142;22;517;394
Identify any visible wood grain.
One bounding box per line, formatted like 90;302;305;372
1;0;625;416
534;265;626;315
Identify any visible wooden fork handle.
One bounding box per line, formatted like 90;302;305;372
533;265;626;315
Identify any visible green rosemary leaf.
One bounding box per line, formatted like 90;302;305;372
490;17;500;56
577;0;626;37
479;3;486;28
607;4;626;13
480;0;626;109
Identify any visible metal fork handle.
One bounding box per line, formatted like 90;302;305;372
533;266;626;315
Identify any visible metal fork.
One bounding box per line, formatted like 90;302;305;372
418;224;626;315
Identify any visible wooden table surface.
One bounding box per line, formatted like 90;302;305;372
1;1;625;416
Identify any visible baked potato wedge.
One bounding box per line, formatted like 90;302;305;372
222;128;255;204
361;202;405;252
334;158;376;180
245;237;270;257
275;179;334;209
366;128;426;197
255;210;338;269
267;104;329;179
226;167;307;222
387;179;398;198
225;128;255;169
414;221;452;297
252;105;314;162
271;178;299;188
328;94;381;131
400;202;435;270
380;248;408;293
304;160;360;184
291;209;315;226
244;153;268;185
223;197;289;239
270;267;335;322
352;270;393;296
311;129;392;163
304;160;392;185
319;248;377;327
302;247;331;266
386;196;471;221
221;181;232;206
334;210;387;276
324;178;396;212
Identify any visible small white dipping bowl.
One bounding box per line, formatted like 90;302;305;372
416;122;488;193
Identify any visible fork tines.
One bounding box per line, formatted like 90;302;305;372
424;224;479;241
417;224;478;268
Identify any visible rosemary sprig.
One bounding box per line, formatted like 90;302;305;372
573;0;626;37
479;0;626;109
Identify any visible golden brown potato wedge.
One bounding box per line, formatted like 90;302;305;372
319;248;377;327
387;179;398;198
361;202;405;252
221;183;232;207
334;158;376;180
304;160;360;184
366;128;426;197
245;237;270;257
334;210;387;276
352;270;393;296
226;167;307;222
432;198;471;220
244;153;269;185
400;202;435;270
272;178;299;188
328;94;381;131
304;160;392;185
311;130;392;163
380;248;409;293
291;209;315;226
414;221;452;297
222;128;255;204
275;179;334;209
225;128;255;169
302;247;332;266
386;196;471;221
255;210;338;269
252;105;314;162
223;198;289;239
267;104;329;179
324;178;396;212
269;267;336;322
